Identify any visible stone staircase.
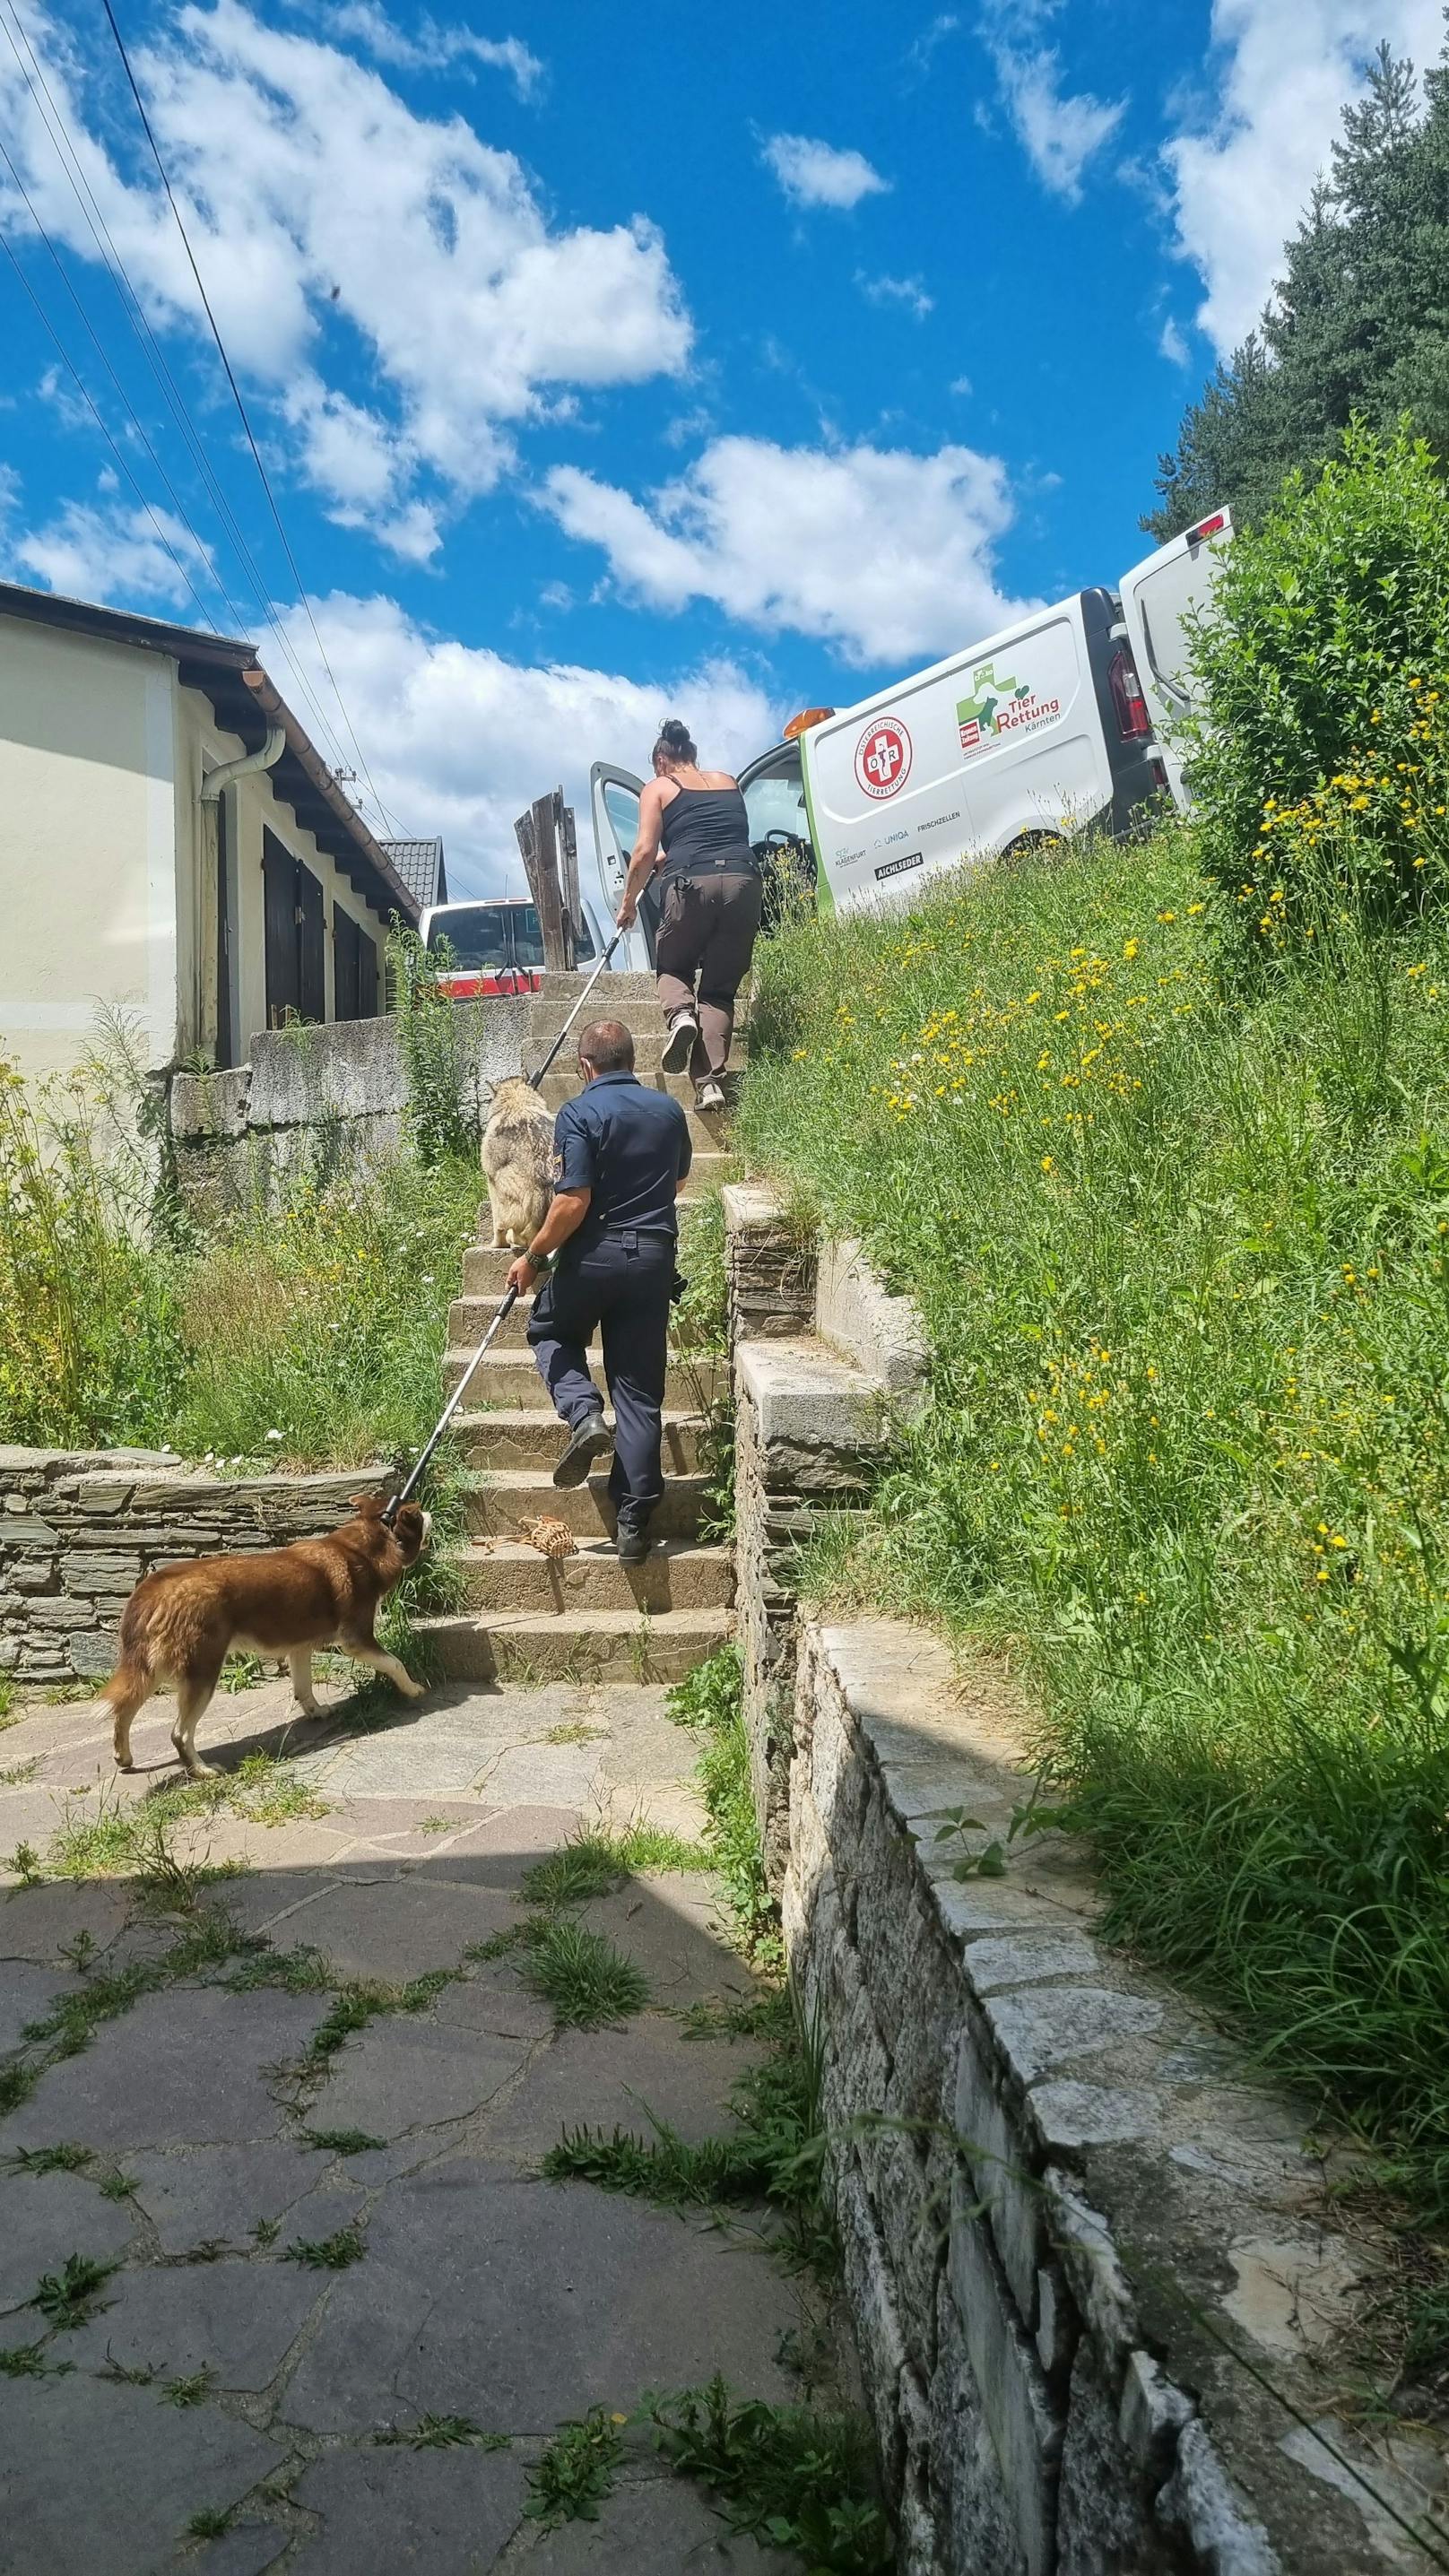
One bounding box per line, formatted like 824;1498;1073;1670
413;971;737;1686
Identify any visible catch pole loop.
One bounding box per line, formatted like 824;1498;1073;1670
384;925;625;1525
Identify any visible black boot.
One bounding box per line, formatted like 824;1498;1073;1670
552;1407;612;1488
615;1510;653;1564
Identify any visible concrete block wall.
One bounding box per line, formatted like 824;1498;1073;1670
0;1451;382;1690
724;1184;1443;2574
167;998;530;1212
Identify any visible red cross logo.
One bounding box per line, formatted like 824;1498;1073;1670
855;717;912;801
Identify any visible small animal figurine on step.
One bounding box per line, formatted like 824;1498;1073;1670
482;1078;554;1248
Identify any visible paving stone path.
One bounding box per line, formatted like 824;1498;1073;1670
0;1672;841;2573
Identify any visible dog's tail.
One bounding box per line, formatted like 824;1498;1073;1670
98;1590;161;1713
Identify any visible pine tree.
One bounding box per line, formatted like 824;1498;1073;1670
1147;27;1449;539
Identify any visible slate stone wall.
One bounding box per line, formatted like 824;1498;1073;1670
0;1451;380;1690
723;1185;1427;2575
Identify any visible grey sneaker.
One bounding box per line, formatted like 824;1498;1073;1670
698;1079;726;1113
661;1012;699;1074
552;1409;612;1488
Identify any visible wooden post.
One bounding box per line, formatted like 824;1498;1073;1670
558;792;581;967
514;789;572;971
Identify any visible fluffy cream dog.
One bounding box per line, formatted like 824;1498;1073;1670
482;1077;553;1247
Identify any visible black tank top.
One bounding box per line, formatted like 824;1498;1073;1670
658;784;757;883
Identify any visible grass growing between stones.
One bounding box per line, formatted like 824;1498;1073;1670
645;2376;891;2574
521;1920;649;2033
30;2251;118;2329
377;2415;511;2452
667;1646;783;1973
523;2406;626;2527
542;2017;836;2280
30;1756;332;1888
519;1823;708;1909
283;2223;367;2270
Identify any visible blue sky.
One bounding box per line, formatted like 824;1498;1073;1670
1;0;1445;892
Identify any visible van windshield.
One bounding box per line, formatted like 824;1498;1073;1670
743;754;810;850
512;906;596;966
427;905;510;968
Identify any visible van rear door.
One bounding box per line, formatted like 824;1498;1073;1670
589;763;657;971
799;595;1114;915
1117;510;1233;806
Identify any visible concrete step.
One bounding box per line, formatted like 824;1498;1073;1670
459;1467;708;1541
452;1409;708;1471
440;1349;719;1406
537;1075;732;1149
531;1031;742;1075
539;1069;737;1113
414;1604;733;1683
448;1539;733;1613
473;1157;730;1245
531;970;661;1010
447;1289;723;1353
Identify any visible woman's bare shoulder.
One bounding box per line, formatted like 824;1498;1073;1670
703;768;738;789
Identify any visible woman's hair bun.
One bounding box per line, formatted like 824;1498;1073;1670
654;716;697;763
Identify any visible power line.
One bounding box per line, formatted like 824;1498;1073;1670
0;212;224;629
98;0;401;839
0;0;362;790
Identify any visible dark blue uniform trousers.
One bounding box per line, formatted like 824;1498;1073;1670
526;1231;673;1521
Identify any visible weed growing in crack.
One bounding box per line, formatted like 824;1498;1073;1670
283;2224;367;2270
679;1991;793;2044
251;2217;281;2249
544;1722;605;1747
0;2341;74;2379
644;2377;891;2572
3;2142;93;2176
300;2127;386;2155
221;1942;332;1995
30;1756;333;1889
522;1921;648;2032
521;1824;709;1912
97;2355;156;2386
377;2415;510;2451
30;2252;118;2329
666;1646;782;1973
163;2367;216;2407
0;2060;38;2113
524;2407;627;2527
543;2033;836;2279
185;2506;235;2540
99;2171;138;2203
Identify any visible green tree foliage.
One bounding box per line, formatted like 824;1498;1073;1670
1185;420;1449;934
1149;35;1449;537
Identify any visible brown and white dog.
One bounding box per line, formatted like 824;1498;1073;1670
100;1495;431;1779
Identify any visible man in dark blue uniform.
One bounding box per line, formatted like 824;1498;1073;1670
506;1019;690;1563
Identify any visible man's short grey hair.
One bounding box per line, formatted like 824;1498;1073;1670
578;1019;635;1073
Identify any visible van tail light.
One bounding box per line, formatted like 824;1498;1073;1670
1109;648;1151;741
1187;512;1226;543
1150;757;1168;792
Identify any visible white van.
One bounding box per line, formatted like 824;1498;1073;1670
590;516;1230;951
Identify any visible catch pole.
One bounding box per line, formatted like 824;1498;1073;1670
528;930;623;1088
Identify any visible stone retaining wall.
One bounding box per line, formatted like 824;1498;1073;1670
724;1185;1442;2575
168;1001;528;1212
0;1451;384;1690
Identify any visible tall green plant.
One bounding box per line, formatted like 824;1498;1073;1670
1186;420;1449;936
386;924;476;1167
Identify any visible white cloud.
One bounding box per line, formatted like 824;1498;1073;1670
907;13;959;75
759;132;889;210
542;435;1028;667
1164;0;1445;355
949;374;973;396
990;40;1125;203
0;2;688;536
270;591;779;896
855;271;934;320
1158;315;1189;366
318;4;543;95
9;492;217;609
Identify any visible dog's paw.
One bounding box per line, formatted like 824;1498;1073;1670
395;1675;426;1700
290;1703;322;1723
114;1756;134;1774
181;1758;220;1780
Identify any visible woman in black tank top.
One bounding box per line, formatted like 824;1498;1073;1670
615;718;765;1107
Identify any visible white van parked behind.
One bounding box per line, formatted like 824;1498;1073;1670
590;516;1232;952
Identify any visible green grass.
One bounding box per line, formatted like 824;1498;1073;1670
4;2143;92;2175
32;1757;332;1887
300;2126;386;2155
645;2377;891;2572
519;1823;709;1910
524;2407;626;2527
184;2506;235;2540
162;2367;215;2408
377;2415;511;2451
668;1647;783;1973
0;2341;74;2379
283;2223;367;2269
542;2022;836;2279
738;821;1449;2234
522;1921;650;2031
30;2251;118;2329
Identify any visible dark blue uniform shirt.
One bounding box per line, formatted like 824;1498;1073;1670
551;1072;691;1251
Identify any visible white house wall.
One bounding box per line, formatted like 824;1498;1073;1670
0;614;181;1084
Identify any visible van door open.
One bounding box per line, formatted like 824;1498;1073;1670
589;763;657;971
1117;510;1233;807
